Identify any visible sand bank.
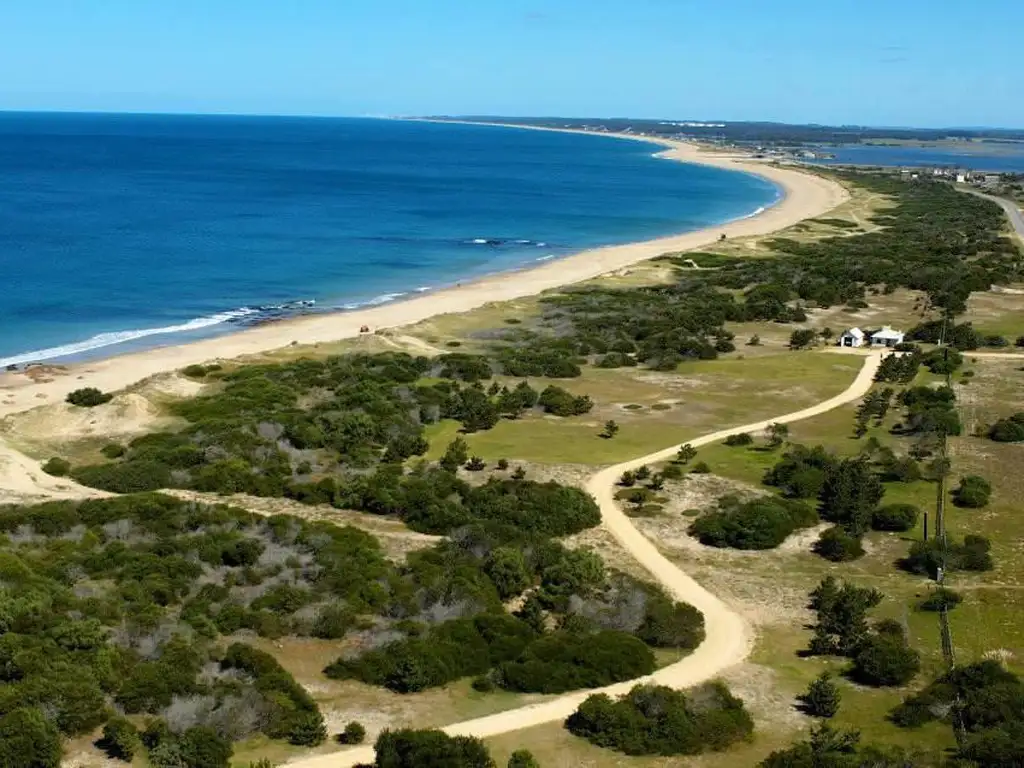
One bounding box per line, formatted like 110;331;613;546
0;130;848;418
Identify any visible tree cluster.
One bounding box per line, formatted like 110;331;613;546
891;661;1024;766
806;577;920;688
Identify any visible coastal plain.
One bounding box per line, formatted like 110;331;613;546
3;130;1024;768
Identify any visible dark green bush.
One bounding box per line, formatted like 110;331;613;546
901;535;993;576
724;432;754;447
565;682;753;756
497;630;655;693
66;387;114;407
100;717;142;761
952;475;992;508
372;728;495;768
988;413;1024;443
689;496;817;550
919;587;962;612
101;443;126;459
850;634;920;687
340;721;366;745
871;504;919;532
763;444;835;499
324;614;536;693
507;749;540;768
0;708;63;768
813;526;865;562
537;385;592;416
798;672;840;718
636;598;705;650
42;457;71;476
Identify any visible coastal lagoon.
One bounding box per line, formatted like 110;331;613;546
811;143;1024;172
0;115;778;366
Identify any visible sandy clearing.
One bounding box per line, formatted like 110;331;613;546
0;132;847;419
289;351;882;767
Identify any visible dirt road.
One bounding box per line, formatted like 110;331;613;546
292;350;883;767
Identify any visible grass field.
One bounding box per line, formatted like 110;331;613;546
421;352;863;465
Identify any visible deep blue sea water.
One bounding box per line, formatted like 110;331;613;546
0;114;779;366
811;144;1024;172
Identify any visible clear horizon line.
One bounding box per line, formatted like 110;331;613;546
1;107;1022;133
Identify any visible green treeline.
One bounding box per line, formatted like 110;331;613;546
498;175;1019;370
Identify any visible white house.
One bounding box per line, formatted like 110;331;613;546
868;326;905;348
838;328;866;348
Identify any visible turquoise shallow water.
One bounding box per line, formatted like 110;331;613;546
0;114;780;366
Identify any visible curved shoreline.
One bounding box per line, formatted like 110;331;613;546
0;129;848;418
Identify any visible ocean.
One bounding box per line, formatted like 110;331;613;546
0;114;779;367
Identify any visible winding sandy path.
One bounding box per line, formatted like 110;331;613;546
298;350;884;768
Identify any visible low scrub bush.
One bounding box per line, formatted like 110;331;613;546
813;526;865;562
988;413;1024;443
871;504;919;532
689;496;817;550
952;475;992;508
42;457;71;476
66;387;113;407
497;630;656;694
565;682;753;756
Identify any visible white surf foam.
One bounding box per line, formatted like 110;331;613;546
0;308;259;368
340;292;408;310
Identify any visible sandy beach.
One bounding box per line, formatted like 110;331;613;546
0;130;848;419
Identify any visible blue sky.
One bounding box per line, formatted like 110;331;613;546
1;0;1020;127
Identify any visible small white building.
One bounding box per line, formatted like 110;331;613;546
869;326;905;348
838;328;866;348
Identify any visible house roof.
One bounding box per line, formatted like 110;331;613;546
872;326;904;339
841;327;865;338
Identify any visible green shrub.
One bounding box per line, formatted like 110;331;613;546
902;535;993;576
952;475;992;508
763;444;834;499
0;708;63;768
340;721;366;745
565;682;753;756
798;672;840;718
66;387;114;407
221;643;327;745
724;432;754;447
100;717;142;761
813;526;865;562
690;462;711;474
372;728;495;767
507;749;540;768
497;630;655;694
101;443;126;459
919;587;962;612
850;637;920;688
635;598;705;649
181;364;222;379
988;413;1024;443
311;603;352;639
871;504;919;532
42;457;71;476
537;385;592;416
325;614;536;693
689;496;817;550
922;347;963;374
